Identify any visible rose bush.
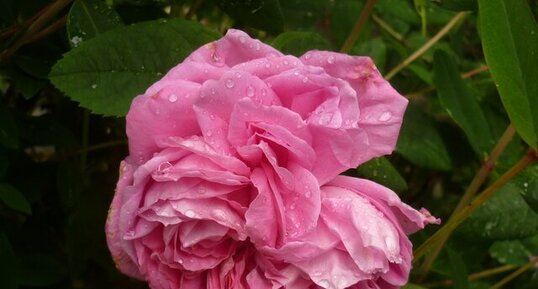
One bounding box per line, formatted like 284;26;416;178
106;29;438;289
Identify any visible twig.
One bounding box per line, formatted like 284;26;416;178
385;12;468;80
414;148;538;261
372;13;404;43
490;259;538;289
405;65;488;99
423;264;517;287
340;0;379;53
416;125;516;279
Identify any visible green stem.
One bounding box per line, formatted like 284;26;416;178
372;13;404;43
423;264;517;287
340;0;379;53
416;125;517;279
490;259;538;289
414;148;538;261
385;12;467;80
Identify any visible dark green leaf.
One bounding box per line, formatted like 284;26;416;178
331;0;372;47
490;240;532;265
0;233;17;289
458;183;538;240
0;183;31;214
397;103;452;170
49;19;220;116
433;49;494;156
447;248;469;289
218;0;284;35
351;38;387;72
435;0;477;11
479;0;538;148
271;31;330;56
514;164;538;213
377;0;420;24
356;157;408;193
67;0;123;47
280;0;331;30
0;104;19;149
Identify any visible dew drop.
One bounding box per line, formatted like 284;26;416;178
293;71;300;76
184;210;196;218
206;130;213;136
91;84;97;89
261;88;267;96
265;63;271;69
304;53;312;60
178;259;184;264
283;60;289;65
225;79;235;89
210;114;216;120
168;94;178;103
235;72;242;78
327;56;335;64
378;111;392;122
304;190;312;198
302;77;308;83
239;36;246;43
318;279;330;289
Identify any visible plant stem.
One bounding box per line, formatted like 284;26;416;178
385;12;468;80
340;0;379;53
414;148;538;260
372;14;404;42
405;65;488;99
0;0;73;62
423;264;517;287
416;124;516;279
490;259;538;289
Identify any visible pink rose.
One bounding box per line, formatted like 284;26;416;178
106;29;438;289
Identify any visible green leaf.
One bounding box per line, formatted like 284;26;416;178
377;0;420;25
218;0;284;35
447;248;469;289
0;233;17;289
458;183;538;240
49;19;220;116
280;0;330;30
396;103;452;170
0;183;31;214
67;0;123;47
271;31;330;56
435;0;477;11
356;157;408;193
433;49;494;156
0;104;19;149
514;164;538;214
331;0;372;47
479;0;538;149
490;240;532;266
351;38;387;72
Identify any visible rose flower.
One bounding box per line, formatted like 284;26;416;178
106;29;438;289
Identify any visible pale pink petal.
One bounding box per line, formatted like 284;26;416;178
300;51;408;163
126;80;201;165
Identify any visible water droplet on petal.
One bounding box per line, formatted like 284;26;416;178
378;111;392;122
210;114;215;120
206;130;213;136
235;72;242;78
304;190;312;198
239;36;246;43
225;79;235;89
158;161;173;172
184;210;196;218
327;56;335;64
261;88;267;96
283;60;289;65
168;94;178;103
